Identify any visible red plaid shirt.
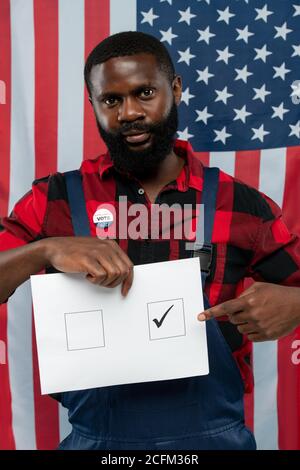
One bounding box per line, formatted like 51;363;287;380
1;139;300;391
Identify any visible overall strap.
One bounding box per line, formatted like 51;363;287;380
194;167;219;285
64;170;90;236
200;167;219;246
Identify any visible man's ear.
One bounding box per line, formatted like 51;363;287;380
172;75;182;106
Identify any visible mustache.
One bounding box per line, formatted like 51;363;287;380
116;121;163;137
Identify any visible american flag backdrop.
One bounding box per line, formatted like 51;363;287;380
0;0;300;450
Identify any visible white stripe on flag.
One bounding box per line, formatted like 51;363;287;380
57;0;84;173
110;0;137;34
209;151;236;176
259;148;287;206
253;147;286;450
7;282;36;450
253;341;278;450
9;0;35;211
8;0;36;450
59;403;71;443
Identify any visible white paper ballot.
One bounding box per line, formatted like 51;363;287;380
31;257;209;394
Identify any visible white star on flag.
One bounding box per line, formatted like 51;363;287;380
213;126;232;144
271;102;289;120
178;7;196;25
293;4;300;16
274;22;293;41
181;87;195;105
197;26;215;45
177;47;196;66
177;127;194;140
253;84;271;103
215;86;233;105
160;27;178;45
236;26;254;44
255;4;273;23
217;7;235;25
254;44;272;62
273;62;291;80
195;107;213;124
141;8;159;26
196;66;214;84
235;65;253;83
233;105;252;123
216;46;234;64
251;124;270;142
289;121;300;138
292;45;300;57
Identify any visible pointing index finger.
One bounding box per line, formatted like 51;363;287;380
197;297;247;321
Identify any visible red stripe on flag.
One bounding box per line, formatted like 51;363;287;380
277;332;300;450
33;0;60;449
83;0;110;160
0;305;15;450
234;150;261;189
34;0;59;178
278;146;300;449
0;0;15;451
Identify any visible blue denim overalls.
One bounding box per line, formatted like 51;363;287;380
55;167;256;450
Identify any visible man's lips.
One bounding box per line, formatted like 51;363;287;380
123;132;151;144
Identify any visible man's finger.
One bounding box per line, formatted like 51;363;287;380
229;311;256;325
197;297;248;321
108;254;133;284
121;266;134;297
247;332;266;342
111;241;134;272
236;323;258;335
85;260;107;284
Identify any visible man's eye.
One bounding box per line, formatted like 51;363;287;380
140;89;154;98
104;97;118;106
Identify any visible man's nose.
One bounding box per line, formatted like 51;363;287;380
118;97;146;123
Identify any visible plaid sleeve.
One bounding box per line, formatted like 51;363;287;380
0;176;49;252
248;191;300;286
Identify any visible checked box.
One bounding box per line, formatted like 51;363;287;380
147;298;186;341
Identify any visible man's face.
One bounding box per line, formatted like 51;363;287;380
89;53;182;179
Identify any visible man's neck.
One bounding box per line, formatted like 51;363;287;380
139;150;185;203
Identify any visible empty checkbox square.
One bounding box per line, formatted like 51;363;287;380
64;310;105;351
147;298;186;341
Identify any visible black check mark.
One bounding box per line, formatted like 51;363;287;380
153;304;174;328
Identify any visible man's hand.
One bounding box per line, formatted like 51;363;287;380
197;282;300;342
44;237;134;296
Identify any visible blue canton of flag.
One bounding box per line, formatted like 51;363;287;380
137;0;300;151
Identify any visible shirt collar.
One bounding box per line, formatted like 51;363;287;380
98;139;204;192
98;151;114;179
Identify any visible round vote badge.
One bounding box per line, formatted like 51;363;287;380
93;206;116;239
93;208;114;229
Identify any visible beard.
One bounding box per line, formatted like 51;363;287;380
96;101;178;180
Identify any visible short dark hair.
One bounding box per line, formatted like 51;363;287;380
84;31;176;96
